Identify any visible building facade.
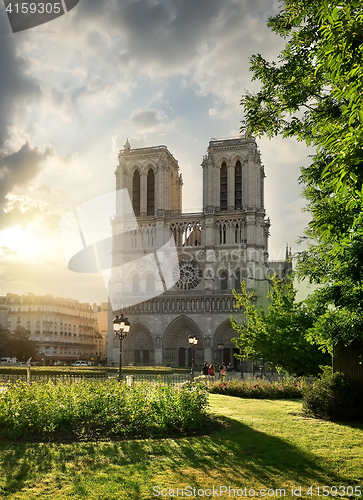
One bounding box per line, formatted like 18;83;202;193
93;302;108;364
2;293;99;364
107;136;291;368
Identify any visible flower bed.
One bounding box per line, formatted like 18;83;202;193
208;377;310;399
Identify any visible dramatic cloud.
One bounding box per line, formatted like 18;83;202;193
0;143;51;202
0;0;313;302
0;143;52;228
0;14;40;151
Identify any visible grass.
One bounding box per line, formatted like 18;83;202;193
0;395;362;499
0;366;191;376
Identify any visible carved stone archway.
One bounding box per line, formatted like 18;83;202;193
163;315;203;367
123;322;154;366
213;319;241;370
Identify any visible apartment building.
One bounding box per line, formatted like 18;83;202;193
2;293;99;364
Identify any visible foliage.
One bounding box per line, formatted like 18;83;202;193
302;367;363;421
298;233;363;355
240;0;363;362
0;325;10;357
231;275;330;375
207;377;310;399
4;326;37;361
0;379;209;439
241;0;363;230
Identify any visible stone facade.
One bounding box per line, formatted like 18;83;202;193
1;293;102;364
107;136;291;369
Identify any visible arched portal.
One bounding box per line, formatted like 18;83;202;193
213;319;242;371
163;315;203;367
123;322;154;366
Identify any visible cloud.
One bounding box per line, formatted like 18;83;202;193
130;108;171;132
0;15;41;151
4;194;63;228
0;143;52;201
0;143;52;228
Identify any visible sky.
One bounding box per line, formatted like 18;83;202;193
0;0;315;305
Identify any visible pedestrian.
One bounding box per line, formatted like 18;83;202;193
219;361;227;381
201;361;209;384
208;363;215;384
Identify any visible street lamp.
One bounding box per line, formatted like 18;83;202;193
188;334;198;380
113;313;131;381
259;357;264;377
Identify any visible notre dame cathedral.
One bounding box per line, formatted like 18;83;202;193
107;135;291;369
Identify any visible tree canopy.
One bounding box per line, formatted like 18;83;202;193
3;326;37;361
231;276;330;375
240;0;363;356
241;0;363;242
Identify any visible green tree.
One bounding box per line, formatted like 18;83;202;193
231;275;330;375
0;326;10;357
240;0;363;379
241;0;363;237
5;326;37;361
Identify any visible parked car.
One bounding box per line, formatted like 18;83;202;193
0;357;17;364
72;360;88;367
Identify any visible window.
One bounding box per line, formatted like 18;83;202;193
220;162;227;211
234;270;242;290
133;170;140;216
132;275;140;293
146;274;155;293
219;226;226;244
235;223;243;243
220;272;228;291
235;161;242;209
147;168;155;215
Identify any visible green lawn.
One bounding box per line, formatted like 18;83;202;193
0;395;362;499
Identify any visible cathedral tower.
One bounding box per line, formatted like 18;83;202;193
115;140;182;215
108;136;290;369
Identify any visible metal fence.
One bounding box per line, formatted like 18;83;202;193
0;372;191;386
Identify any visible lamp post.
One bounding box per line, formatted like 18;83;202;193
188;334;198;380
113;313;131;381
259;357;264;377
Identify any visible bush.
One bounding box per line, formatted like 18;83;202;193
0;379;209;439
207;377;308;399
302;368;363;421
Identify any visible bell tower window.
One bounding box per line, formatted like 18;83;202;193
147;168;155;215
220;162;227;211
133;171;140;216
235;161;242;209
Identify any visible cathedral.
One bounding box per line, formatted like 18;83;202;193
107;135;291;369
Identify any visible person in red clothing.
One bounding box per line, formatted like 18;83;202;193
208;363;215;384
219;361;227;381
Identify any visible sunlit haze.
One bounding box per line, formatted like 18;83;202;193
0;0;314;304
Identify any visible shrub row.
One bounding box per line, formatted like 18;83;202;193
302;368;363;421
207;377;307;399
0;379;209;439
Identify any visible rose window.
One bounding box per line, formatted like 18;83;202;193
173;259;202;290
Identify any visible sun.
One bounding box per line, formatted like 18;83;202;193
0;225;42;262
